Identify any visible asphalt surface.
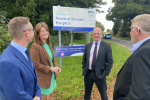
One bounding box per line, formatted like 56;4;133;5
71;38;134;50
103;38;134;50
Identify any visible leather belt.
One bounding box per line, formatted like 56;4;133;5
88;69;95;73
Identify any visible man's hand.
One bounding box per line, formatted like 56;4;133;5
33;96;40;100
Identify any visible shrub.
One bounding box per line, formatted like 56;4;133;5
0;13;12;54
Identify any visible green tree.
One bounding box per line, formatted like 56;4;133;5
0;0;106;35
112;19;121;35
96;20;105;32
106;29;111;32
0;11;12;54
0;0;106;51
106;0;150;37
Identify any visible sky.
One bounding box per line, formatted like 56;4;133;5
96;0;114;32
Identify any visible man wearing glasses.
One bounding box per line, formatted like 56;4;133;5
0;17;41;100
113;14;150;100
82;27;113;100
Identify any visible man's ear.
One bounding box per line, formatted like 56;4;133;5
24;31;29;37
135;27;140;35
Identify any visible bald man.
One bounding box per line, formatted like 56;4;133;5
82;27;113;100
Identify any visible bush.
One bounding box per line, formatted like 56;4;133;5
50;35;71;48
0;14;12;54
74;33;85;40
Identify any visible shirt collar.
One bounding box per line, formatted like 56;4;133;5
11;41;27;54
93;40;101;45
132;37;150;53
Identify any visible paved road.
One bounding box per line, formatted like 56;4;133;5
103;38;135;50
71;38;134;50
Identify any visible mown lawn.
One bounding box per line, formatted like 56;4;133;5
54;37;131;100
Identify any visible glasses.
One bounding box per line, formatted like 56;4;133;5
128;27;141;32
23;29;36;32
92;33;101;35
128;27;136;32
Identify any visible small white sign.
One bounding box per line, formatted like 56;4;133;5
53;6;96;31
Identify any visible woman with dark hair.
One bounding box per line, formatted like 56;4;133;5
30;22;61;100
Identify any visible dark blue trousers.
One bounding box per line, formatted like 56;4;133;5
84;70;108;100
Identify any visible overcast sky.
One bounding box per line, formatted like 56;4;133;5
96;0;114;32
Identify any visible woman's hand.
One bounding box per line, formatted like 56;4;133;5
51;67;61;74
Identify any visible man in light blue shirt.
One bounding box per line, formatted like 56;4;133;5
114;14;150;100
0;17;41;100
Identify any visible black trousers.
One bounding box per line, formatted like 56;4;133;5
84;70;108;100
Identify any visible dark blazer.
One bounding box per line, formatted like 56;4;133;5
0;44;41;100
113;39;150;100
30;42;58;89
82;40;113;78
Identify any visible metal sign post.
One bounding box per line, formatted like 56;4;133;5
71;31;73;46
58;30;62;68
86;31;91;44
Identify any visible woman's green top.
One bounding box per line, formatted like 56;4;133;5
40;43;56;95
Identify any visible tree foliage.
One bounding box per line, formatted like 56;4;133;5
106;0;150;37
96;20;105;32
0;11;12;54
0;0;105;36
106;29;111;32
111;19;121;35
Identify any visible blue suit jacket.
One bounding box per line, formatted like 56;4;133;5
0;44;41;100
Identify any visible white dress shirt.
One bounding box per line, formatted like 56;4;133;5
89;40;101;69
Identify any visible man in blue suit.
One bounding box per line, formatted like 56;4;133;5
0;17;41;100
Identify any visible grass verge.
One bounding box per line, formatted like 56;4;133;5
103;40;130;87
54;37;131;100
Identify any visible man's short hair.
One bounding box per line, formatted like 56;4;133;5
8;17;30;39
131;14;150;33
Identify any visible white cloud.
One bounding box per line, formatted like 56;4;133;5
96;0;114;32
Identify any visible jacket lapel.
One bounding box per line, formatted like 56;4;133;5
96;41;105;60
41;45;51;66
8;44;36;78
87;42;93;59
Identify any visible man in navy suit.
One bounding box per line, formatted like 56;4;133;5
82;27;113;100
0;17;41;100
